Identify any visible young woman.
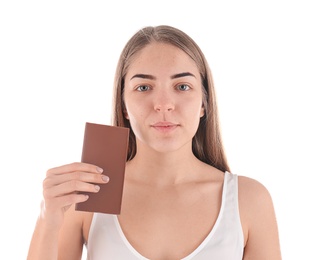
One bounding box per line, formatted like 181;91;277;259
27;25;281;259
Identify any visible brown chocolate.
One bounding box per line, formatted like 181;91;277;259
75;122;129;214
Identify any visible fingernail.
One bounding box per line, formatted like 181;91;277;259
95;185;100;191
96;167;103;173
102;175;110;183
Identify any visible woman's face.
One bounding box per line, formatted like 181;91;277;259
123;42;204;154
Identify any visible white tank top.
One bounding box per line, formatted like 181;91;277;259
86;172;244;259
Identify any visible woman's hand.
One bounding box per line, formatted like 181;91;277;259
40;162;109;229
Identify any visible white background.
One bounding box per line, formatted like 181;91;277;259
1;0;310;259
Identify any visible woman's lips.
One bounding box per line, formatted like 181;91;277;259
151;122;179;132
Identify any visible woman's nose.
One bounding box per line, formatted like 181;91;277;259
153;92;175;112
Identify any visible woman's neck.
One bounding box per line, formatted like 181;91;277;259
125;144;207;187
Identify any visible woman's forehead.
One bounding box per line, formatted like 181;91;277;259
126;42;200;78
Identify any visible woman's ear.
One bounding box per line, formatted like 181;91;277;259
124;110;129;120
200;104;205;118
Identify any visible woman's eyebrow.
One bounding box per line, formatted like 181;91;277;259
130;72;195;80
130;74;155;80
171;72;196;79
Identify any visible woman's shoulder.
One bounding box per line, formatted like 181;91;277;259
236;175;281;258
237;174;276;235
237;175;272;203
236;175;276;246
237;175;274;214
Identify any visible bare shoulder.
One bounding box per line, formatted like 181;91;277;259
237;175;282;259
237;175;275;227
238;175;272;203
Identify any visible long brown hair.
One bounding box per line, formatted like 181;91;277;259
112;25;230;173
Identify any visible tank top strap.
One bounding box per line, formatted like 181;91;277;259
224;171;239;211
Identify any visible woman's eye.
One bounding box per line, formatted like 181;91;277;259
177;84;190;91
136;85;150;92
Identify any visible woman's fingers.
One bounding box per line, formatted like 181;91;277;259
47;162;103;176
44;192;89;211
42;162;110;214
43;170;109;189
44;180;101;199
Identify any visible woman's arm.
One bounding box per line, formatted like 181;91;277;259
239;176;282;260
57;205;92;260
